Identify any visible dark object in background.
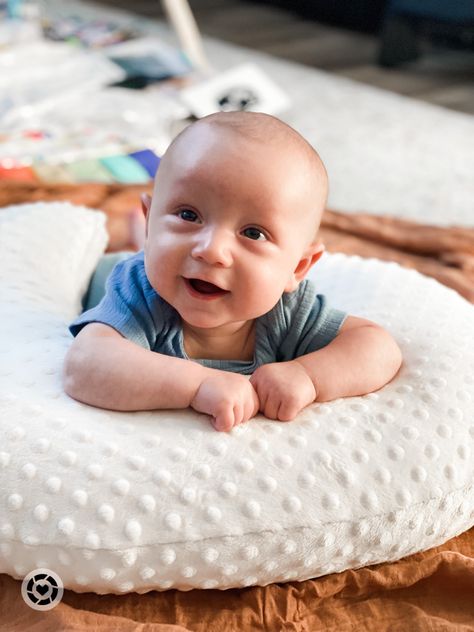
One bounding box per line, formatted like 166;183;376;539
378;0;474;66
110;52;191;88
253;0;474;68
217;87;259;111
251;0;387;33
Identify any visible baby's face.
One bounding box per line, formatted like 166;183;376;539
144;124;324;331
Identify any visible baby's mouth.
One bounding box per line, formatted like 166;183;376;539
184;278;229;295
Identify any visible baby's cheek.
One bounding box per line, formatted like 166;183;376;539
145;256;170;296
243;283;283;317
268;267;289;296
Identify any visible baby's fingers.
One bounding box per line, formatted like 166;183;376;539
252;383;268;415
263;394;281;420
242;394;259;424
233;402;244;426
277;400;299;422
212;405;236;432
211;416;233;432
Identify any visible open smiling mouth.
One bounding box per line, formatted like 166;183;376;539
183;277;230;299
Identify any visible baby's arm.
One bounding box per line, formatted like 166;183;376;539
250;315;402;421
63;323;259;431
63;323;211;411
294;315;402;402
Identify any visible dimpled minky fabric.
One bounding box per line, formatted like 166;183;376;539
0;202;473;594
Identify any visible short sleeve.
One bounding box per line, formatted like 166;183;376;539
276;279;347;361
68;251;165;350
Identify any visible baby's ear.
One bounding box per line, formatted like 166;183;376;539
285;242;325;292
140;193;152;239
140;193;152;219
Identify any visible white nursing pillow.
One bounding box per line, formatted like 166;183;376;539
1;202;473;594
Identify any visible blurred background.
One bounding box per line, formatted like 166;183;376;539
0;0;472;229
96;0;474;114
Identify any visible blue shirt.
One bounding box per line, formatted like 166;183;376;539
69;251;347;375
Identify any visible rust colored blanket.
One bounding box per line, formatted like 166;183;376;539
1;181;473;302
1;528;474;631
1;181;473;631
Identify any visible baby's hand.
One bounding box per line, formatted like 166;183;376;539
249;361;317;421
190;371;260;432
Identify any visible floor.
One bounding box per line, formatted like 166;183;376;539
95;0;474;115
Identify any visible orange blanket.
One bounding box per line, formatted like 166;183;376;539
1;181;474;631
1;529;474;631
1;181;473;302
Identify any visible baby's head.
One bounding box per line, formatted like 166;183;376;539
142;111;328;330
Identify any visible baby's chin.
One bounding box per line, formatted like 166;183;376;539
176;304;258;331
178;311;241;330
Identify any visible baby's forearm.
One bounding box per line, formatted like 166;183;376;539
63;334;211;411
294;325;402;402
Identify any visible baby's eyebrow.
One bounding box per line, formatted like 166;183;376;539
164;195;198;210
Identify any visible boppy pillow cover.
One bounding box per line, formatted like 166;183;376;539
1;202;473;595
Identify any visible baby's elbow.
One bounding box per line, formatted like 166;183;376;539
391;339;403;377
379;327;403;379
62;343;85;401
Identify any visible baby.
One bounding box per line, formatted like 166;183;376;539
64;111;402;432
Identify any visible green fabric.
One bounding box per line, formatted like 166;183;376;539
66;159;115;183
100;155;150;183
82;252;134;311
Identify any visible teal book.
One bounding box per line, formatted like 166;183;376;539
100;155;150;183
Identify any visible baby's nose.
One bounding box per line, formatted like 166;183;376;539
191;228;232;267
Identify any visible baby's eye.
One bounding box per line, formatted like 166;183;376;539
178;209;198;222
242;227;267;241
